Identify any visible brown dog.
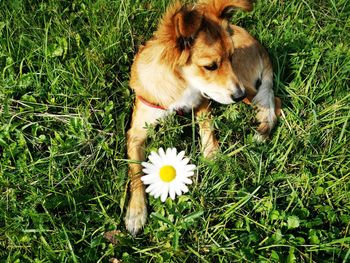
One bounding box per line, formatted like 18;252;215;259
125;0;278;235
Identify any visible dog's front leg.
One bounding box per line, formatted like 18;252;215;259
196;99;219;159
125;98;163;236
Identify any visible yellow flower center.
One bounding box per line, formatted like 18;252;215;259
159;165;176;182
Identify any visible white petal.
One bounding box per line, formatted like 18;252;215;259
183;171;194;177
182;177;192;185
174;184;182;196
170;148;178;160
141;174;159;185
158;148;166;161
171;148;177;158
185;164;196;172
145;184;156;193
175;165;194;178
141;173;156;182
148;152;162;165
150;187;161;196
181;157;190;166
160;185;169;202
153;182;165;198
142;167;156;174
166;148;173;157
169;184;176;200
176;150;185;161
153;190;162;199
146;182;162;193
141;162;155;170
149;184;161;195
179;183;189;193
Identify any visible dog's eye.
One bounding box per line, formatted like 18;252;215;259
204;63;218;71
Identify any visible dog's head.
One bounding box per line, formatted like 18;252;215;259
157;0;253;104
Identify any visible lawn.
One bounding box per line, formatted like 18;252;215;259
1;0;349;262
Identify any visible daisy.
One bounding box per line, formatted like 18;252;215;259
141;148;196;202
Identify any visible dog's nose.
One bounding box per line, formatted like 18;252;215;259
231;89;246;102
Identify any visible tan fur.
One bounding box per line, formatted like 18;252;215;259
196;99;219;158
198;0;253;17
125;0;278;235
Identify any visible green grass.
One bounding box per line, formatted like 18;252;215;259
1;0;349;262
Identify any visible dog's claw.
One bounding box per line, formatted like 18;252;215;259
125;199;147;236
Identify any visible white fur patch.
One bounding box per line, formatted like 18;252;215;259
168;85;203;112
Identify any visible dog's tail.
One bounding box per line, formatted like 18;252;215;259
198;0;253;18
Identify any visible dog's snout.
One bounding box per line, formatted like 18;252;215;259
231;94;246;102
231;87;246;102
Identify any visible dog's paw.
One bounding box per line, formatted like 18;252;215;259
125;195;147;236
254;107;277;142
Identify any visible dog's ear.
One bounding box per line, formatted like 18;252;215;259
200;0;253;20
174;7;203;50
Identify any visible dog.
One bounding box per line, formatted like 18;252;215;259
125;0;280;235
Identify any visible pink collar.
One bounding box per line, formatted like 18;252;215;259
137;96;166;111
137;96;184;115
